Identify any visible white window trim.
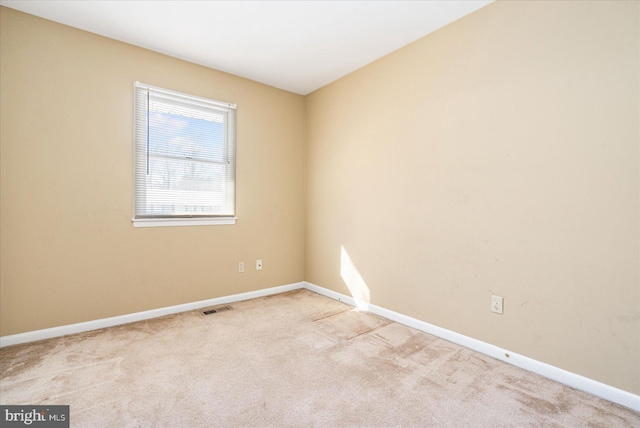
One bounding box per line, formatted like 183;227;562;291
132;216;237;228
132;82;237;228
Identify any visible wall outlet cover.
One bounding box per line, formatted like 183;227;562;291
491;295;504;314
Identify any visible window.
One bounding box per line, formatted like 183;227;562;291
133;82;236;227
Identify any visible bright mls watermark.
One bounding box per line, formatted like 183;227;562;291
1;406;69;427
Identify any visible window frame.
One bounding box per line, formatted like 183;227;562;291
132;82;237;228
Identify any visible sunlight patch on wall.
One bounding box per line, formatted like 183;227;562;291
340;246;371;311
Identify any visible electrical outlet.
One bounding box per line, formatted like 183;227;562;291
491;295;504;314
256;259;262;270
238;262;245;273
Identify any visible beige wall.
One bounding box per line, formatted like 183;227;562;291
2;1;639;396
0;7;305;335
305;0;639;395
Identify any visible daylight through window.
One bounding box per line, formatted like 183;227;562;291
133;82;236;227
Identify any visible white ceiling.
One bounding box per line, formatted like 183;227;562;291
1;1;493;95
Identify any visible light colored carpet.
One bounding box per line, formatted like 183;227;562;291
1;289;638;427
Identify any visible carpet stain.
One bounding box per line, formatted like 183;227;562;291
0;339;59;379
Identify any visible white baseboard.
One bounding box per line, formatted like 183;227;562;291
0;282;304;348
303;281;640;412
2;280;637;411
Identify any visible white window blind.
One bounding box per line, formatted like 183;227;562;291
133;82;236;227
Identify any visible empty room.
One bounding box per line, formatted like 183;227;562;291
1;0;638;426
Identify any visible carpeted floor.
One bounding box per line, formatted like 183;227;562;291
1;289;638;427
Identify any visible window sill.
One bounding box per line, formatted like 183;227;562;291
132;217;237;228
